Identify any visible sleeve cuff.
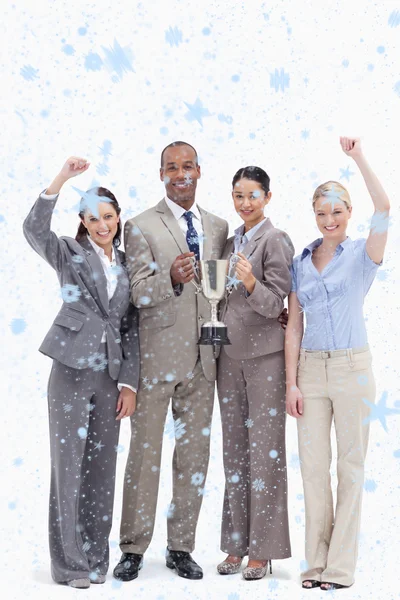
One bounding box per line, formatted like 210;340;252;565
40;189;59;200
117;383;137;393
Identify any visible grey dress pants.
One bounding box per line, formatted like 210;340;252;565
217;348;291;560
47;344;120;583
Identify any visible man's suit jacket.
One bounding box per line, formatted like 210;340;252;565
23;194;140;388
124;198;229;384
220;218;294;360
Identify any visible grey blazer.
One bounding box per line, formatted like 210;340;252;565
23;194;140;388
124;198;229;384
220;218;294;360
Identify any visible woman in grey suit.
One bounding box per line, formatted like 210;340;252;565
216;166;294;580
23;157;140;589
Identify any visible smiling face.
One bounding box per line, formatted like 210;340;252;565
232;178;271;231
80;201;120;249
160;144;201;207
313;196;352;239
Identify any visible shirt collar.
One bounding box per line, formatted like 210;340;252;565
300;236;351;260
87;235;116;262
165;196;201;222
234;218;267;243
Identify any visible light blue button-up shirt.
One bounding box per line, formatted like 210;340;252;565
291;237;381;351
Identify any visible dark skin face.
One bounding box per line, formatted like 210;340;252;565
160;145;201;209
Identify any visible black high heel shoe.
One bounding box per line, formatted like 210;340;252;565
321;582;351;590
302;580;321;589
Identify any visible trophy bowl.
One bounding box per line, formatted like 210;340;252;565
192;259;231;346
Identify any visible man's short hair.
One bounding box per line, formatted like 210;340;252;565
160;141;198;167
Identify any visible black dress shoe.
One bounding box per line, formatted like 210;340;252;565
113;553;143;581
166;548;203;580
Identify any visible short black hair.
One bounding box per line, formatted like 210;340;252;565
232;166;270;194
160;141;198;167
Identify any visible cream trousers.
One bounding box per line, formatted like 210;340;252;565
296;345;375;587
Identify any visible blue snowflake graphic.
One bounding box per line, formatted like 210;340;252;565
321;183;346;210
20;65;39;81
61;283;82;303
96;162;109;176
388;11;400;27
101;39;134;81
362;391;400;432
71;254;84;264
270;68;290;92
252;478;265;492
184;98;211;127
87;352;108;372
166;417;186;440
10;318;26;334
364;479;377;493
84;52;103;71
339;166;355;182
62;44;75;56
13;457;23;467
370;211;391;234
98;140;112;159
72;186;112;218
165;26;183;47
226;274;241;290
394;81;400;97
245;418;254;428
301;130;310;140
191;472;205;486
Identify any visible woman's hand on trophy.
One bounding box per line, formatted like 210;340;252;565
235;252;256;294
170;251;195;285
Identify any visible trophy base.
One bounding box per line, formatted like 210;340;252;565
198;323;231;346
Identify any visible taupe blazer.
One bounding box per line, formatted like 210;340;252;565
124;198;229;384
23;194;140;388
220;218;294;360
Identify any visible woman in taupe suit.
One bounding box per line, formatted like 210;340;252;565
216;166;294;580
23;157;140;589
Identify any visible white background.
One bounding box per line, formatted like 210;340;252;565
1;0;399;598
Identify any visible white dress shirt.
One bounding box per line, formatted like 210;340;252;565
40;190;135;394
165;196;204;259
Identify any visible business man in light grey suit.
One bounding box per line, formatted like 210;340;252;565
23;157;140;589
114;142;229;581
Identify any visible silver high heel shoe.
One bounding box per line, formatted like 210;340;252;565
217;557;243;575
242;559;272;580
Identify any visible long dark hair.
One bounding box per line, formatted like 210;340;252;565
75;187;122;248
232;166;270;194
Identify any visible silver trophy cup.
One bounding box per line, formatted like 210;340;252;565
191;259;231;346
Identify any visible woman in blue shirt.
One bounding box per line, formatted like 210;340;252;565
285;137;390;591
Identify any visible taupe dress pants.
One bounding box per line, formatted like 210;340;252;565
217;348;291;560
297;345;376;587
47;344;121;583
119;358;215;554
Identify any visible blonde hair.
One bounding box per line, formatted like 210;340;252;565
312;180;351;209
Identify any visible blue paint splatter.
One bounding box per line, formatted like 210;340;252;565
84;52;103;71
377;46;385;54
165;26;183;47
78;26;87;36
358;374;369;386
8;502;17;510
202;27;211;35
367;64;374;71
364;479;377;493
63;89;71;97
129;187;137;198
301;130;310;140
98;140;112;158
218;113;233;124
249;133;256;139
393;449;400;458
342;59;349;67
146;147;154;154
160;126;168;135
62;44;75;56
40;109;50;118
394;81;400;97
0;214;5;223
102;39;134;81
13;457;23;467
61;284;82;303
96;163;109;176
376;269;388;281
10;318;26;334
270;68;290;92
231;74;240;82
388;11;400;27
20;65;39;81
184;98;211;127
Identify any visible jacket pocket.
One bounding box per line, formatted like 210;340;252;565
140;312;176;330
53;314;84;331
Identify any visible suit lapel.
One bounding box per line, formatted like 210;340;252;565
156;199;189;255
243;218;274;260
199;207;213;260
79;236;109;315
